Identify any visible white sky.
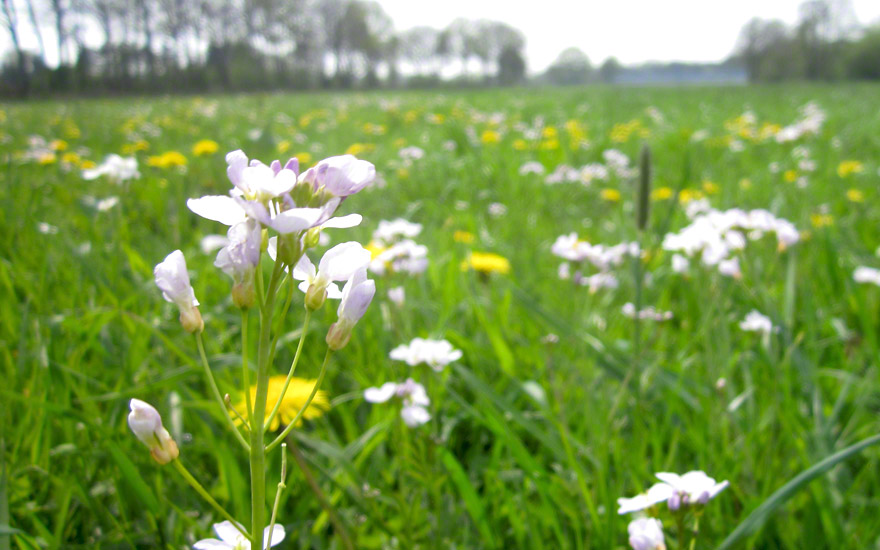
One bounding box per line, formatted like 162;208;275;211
2;0;879;71
378;0;880;71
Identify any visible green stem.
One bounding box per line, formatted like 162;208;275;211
264;443;288;550
265;309;312;433
266;349;332;452
242;310;253;424
172;459;250;541
688;515;701;550
196;333;250;451
250;258;286;550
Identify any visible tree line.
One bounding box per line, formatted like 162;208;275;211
1;0;879;97
733;0;880;82
0;0;529;96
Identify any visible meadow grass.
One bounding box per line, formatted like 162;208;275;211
1;83;879;549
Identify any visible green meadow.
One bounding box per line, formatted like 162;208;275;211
2;84;880;549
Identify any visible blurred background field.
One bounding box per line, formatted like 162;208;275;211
1;82;880;548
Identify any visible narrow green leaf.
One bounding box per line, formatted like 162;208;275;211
107;444;161;515
717;433;880;550
439;447;496;549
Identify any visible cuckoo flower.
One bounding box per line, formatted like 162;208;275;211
656;471;729;510
215;219;261;309
617;483;675;514
187;150;345;235
627;518;666;550
295;242;371;310
127;399;179;465
326;267;375;350
194;521;285;550
300;154;375;197
389;338;463;371
364;378;431;427
154;250;203;333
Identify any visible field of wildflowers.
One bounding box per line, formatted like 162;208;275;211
2;84;880;549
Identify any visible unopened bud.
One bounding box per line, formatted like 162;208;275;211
305;283;327;311
150;429;180;464
304;228;321;249
179;306;204;333
128;399;180;465
277;233;303;266
325;320;352;351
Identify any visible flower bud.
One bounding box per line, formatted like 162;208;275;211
303;227;321;249
232;278;256;310
326;320;353;351
180;306;204;333
276;232;303;266
128;399;179;465
305;283;328;311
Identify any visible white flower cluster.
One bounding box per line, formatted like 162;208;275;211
853;266;880;287
390;338;462;372
543;149;634;186
618;470;728;514
775;101;826;143
622;303;673;322
662;204;799;278
364;378;431;427
551;232;640;292
83;154;140;183
369;219;429;276
545;163;609;185
739;310;775;334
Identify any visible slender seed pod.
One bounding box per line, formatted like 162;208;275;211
637;143;652;231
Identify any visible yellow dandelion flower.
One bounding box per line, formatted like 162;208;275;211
38;152;57;165
404;110;419;123
513;139;529;151
539;138;560;150
679;188;704;204
651;187;673;200
702;181;720;194
345;143;375;156
397;168;410;179
233;376;329;432
461;252;511;275
453;230;476;244
739;178;752;190
276;140;291;154
363;123;387;136
810;213;834;228
542;126;558;139
193;139;219;156
783;170;798;183
122;140;150;154
61;152;81;166
846;189;864;203
80;160;97;170
147;151;187;169
600;188;621;202
49;139;68;151
366;240;387;260
837;160;864;178
62;122;80;139
295;152;312;166
481;130;500;144
428;113;445;124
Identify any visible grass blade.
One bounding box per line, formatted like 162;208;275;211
716;433;880;550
